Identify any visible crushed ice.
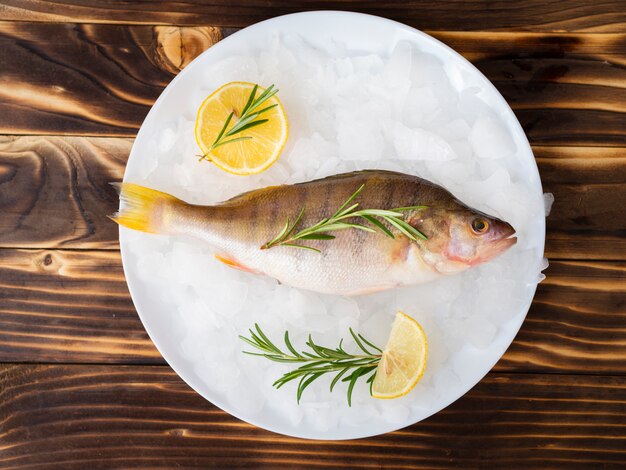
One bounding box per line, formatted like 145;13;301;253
124;34;547;434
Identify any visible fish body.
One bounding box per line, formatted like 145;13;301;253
113;170;516;295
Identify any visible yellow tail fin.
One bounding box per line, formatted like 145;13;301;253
110;183;180;233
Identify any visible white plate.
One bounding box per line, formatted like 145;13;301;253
120;11;545;440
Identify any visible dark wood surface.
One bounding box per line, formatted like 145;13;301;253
1;366;625;469
0;1;624;468
2;1;625;31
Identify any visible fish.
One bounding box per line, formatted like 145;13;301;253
111;170;516;296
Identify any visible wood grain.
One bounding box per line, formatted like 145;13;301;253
495;260;626;373
0;249;159;363
1;0;625;32
1;248;624;374
543;180;626;260
0;365;624;468
0;2;622;467
443;32;626;147
534;146;626;184
0;23;222;135
0;22;623;147
0;136;128;249
2;136;624;260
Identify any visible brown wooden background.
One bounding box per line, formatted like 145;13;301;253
0;1;625;468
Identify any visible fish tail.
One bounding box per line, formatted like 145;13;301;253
109;182;182;234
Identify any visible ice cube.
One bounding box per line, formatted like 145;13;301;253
543;193;555;216
329;297;360;319
359;311;394;349
392;123;458;161
465;317;498;349
201;280;249;318
305;406;339;432
409;51;447;87
458;88;492;125
343;404;378;426
470;116;517;160
384;40;413;88
433;370;462;397
403;87;439;128
207;56;259;88
156;121;178;153
180;330;207;362
381;403;410;424
351;54;385;73
337;113;385;161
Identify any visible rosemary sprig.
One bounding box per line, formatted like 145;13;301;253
240;324;383;406
261;184;428;252
199;84;279;160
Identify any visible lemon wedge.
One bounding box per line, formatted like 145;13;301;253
372;311;428;399
195;81;288;175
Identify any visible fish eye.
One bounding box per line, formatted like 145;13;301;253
471;218;489;234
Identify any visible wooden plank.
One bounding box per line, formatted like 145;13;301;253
0;136;128;249
2;136;624;259
0;0;625;32
0;365;624;468
495;260;626;373
534;145;626;261
0;22;624;146
0;249;160;363
443;32;626;147
534;146;626;185
433;31;626;55
0;23;222;136
1;249;624;374
543;181;626;260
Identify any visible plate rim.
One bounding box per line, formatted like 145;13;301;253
120;10;545;440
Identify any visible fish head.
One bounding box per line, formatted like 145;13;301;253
416;205;516;273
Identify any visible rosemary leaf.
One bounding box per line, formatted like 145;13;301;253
298;233;336;240
284;331;301;358
240;84;258;116
282;243;321;253
350;328;374;355
269;219;291;246
204;83;278;155
253;103;279;116
262;183;428;252
240;325;382;405
228;118;269;134
210;136;252;150
297;373;324;403
213;111;234;146
393;205;428;212
284;208;306;239
360;214;395;239
330;368;350;392
358;333;384;354
335;184;365;215
385;216;418;241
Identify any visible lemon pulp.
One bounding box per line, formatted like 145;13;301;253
372;311;428;399
195;81;288;175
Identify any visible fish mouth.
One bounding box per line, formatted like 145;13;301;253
473;234;517;265
501;234;518;249
492;233;517;253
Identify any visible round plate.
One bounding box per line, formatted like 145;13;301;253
120;11;545;439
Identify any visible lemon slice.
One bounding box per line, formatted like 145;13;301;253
195;81;288;175
372;311;428;399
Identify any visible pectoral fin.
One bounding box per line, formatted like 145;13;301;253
215;254;255;273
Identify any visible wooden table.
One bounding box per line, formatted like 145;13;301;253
0;1;624;468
